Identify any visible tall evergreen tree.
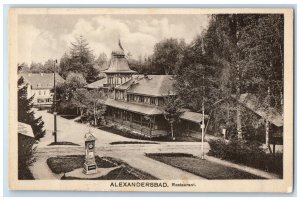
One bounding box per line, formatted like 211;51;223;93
18;77;45;140
60;35;100;83
95;52;109;71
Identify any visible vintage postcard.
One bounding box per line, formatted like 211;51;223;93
9;8;294;192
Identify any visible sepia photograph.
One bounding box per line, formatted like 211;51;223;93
8;8;294;192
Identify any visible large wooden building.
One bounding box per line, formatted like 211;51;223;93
86;40;206;139
105;74;176;138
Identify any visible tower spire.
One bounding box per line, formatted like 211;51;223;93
118;36;124;51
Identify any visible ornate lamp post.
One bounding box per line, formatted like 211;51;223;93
83;131;97;174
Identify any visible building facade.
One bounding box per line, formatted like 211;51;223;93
19;73;64;107
104;74;176;138
86;40;206;139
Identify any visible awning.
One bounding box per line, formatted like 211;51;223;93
104;99;163;115
18;122;35;138
180;111;209;124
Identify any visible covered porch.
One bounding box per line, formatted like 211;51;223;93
104;99;169;138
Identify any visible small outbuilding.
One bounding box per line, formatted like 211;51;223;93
180;111;209;133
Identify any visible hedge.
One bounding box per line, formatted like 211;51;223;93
207;138;283;177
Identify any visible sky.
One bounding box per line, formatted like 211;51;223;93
18;14;210;64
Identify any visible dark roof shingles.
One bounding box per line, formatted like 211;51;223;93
123;75;175;97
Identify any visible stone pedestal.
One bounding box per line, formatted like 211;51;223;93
83;161;97;175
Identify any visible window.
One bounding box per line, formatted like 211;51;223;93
155;98;158;106
145;97;150;104
37;99;44;103
44;91;46;95
128;94;133;101
150;97;156;105
39;90;41;95
140;96;144;103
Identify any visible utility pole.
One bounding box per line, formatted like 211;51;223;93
201;74;205;160
53;59;57;143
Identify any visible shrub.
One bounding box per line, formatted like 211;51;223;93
18;135;36;180
208;138;283;177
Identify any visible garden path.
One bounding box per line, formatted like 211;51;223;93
31;110;208;180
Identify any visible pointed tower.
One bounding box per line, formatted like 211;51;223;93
103;39;137;87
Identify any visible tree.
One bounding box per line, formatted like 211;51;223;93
95;52;108;72
56;72;87;114
18;77;45;140
174;31;221;113
152;38;186;75
238;14;284;146
71;89;90;119
175;64;220;112
65;72;87;88
127;55;156;75
198;14;283;143
29;62;44;73
162;95;184;140
195;14;250;139
85;89;107;126
59;52;71;78
69;35;99;83
18;63;30;73
43;59;57;73
59;35;100;83
72;89;106;125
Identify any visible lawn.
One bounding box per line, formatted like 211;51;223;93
47;155;158;180
146;153;264;180
47;155;116;174
62;167;149;180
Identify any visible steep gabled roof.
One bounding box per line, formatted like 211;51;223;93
104;57;136;73
19;73;65;89
103;40;136;74
123;75;176;97
233;93;283;127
